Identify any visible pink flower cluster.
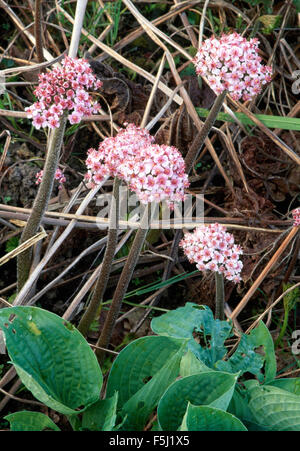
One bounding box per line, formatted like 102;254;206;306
193;32;272;101
292;208;300;227
36;168;66;189
26;56;102;129
180;223;243;283
85;123;189;207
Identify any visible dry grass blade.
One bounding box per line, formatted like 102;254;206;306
0;204;287;232
87;0;114;54
0;51;66;76
0;0;54;61
141;53;166;128
57;4;183;105
13;184;103;306
230;98;300;166
122;0;192;61
245;281;300;334
62;230;133;321
0;130;11;174
0;297;13;307
0;228;47;267
119;0;235;195
230;227;299;321
98;0;200;60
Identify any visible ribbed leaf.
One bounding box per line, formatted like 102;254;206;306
120;341;187;430
157;371;238;431
81;392;118;431
0;306;102;414
268;378;300;395
106;335;186;408
248;384;300;431
4;411;60;431
181;403;247;431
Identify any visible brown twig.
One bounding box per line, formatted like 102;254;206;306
230;227;299;321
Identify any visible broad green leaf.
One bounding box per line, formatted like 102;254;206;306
180;349;212;377
0;307;102;414
151;303;205;340
81;392;118;431
227;386;267;431
157;371;238;431
215;321;276;383
268;378;300;396
4;411;60;431
120;341;187;430
151;303;232;366
180;403;247;431
106;335;186;408
248;384;300;431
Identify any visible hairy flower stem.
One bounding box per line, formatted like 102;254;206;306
215;272;225;320
17;116;67;292
95;204;151;362
16;0;89;292
184;90;227;174
34;0;44;63
78;177;121;337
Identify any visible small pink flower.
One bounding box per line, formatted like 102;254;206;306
36;167;66;189
68;111;82;124
32;114;47;129
48;116;60;129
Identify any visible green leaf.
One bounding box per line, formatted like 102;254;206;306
0;306;102;414
120;341;187;430
81;392;118;431
228;386;252;420
4;411;60;431
181;403;247;431
157;371;238;431
196;107;300;131
215;321;276;383
5;236;19;253
268;378;300;396
106;335;186;408
248;384;300;431
151;303;232;366
180;349;212;377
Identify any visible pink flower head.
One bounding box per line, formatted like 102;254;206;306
85;123;189;208
85;123;154;185
180;223;243;283
27;56;102;129
124;144;189;208
292;208;300;227
36;167;66;189
193;32;272;101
